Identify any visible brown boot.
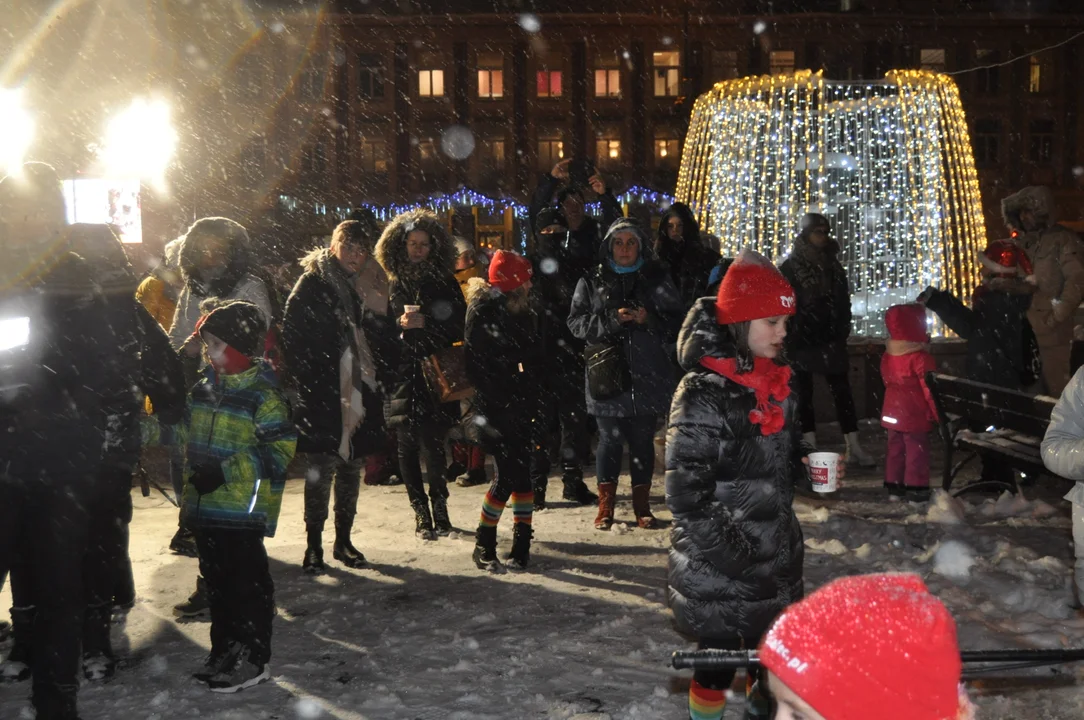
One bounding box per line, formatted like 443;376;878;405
594;482;617;530
631;484;658;529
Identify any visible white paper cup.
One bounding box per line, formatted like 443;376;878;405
808;452;841;493
403;304;421;314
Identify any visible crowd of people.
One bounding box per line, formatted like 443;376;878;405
3;155;1077;719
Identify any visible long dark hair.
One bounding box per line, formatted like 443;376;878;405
727;320;788;373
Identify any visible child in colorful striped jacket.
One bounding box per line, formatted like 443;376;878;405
145;300;296;692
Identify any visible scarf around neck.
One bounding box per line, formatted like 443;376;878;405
700;355;793;436
609;256;644;274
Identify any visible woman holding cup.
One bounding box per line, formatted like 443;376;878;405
665;250;843;720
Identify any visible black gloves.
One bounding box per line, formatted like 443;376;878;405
189;462;226;496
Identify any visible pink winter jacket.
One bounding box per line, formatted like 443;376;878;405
880;344;939;434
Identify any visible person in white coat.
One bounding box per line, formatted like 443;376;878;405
1040;366;1084;606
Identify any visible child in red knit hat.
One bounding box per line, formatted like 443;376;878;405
667;249;840;720
759;573;974;720
881;303;939;501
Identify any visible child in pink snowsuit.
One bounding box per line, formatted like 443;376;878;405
881;304;939;500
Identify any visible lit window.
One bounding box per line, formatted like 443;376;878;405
537;70;563;98
769;50;795;75
419;69;444;97
594;69;621;98
482;138;505;170
537;138;564;170
477;53;504;99
653;51;681;97
1029;56;1045;93
919;49;945;72
360;139;387;173
655;137;680;166
418;140;437;167
596;139;621;166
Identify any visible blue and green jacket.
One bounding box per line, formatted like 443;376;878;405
145;360;297;536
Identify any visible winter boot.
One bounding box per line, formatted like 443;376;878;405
173;576;210;619
431;493;453;536
332;517;367;568
506;523;533;571
472;525;503;573
302;524;325;574
0;606;33;682
688;678;727;719
192;645;233;682
801;431;818;450
905;487;932;503
845;431;877;468
744;674;772;719
169;526;199;558
632;484;658;529
413;501;437;541
594;483;617;531
885;482;906;498
207;642;270;693
533;485;547;511
562;476;599;506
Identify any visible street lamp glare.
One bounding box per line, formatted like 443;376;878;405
0;88;35;176
102;97;177;185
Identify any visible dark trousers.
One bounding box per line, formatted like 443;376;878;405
795;370;859;435
595;415;657;487
397;424;449;510
0;446;96;720
195;528;274;667
303;453;363;530
489;443;534;503
530;378;589;490
83;465;135;658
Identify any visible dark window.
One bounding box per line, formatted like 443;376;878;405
975;49;1000;95
360;138;387;173
973;119;1000;166
358;54;385;100
1029;119;1055;164
710;50;739;83
537;138;564;170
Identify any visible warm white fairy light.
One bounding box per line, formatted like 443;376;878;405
676;69;985;336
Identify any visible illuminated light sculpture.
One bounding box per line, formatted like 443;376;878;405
676;69;986;336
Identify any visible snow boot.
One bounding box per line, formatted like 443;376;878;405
413;501;437;541
332;518;366;569
473;525;503;573
302;524;325;574
173;577;210;619
905;487;932;503
632;484;658;529
594;482;617;531
506;523;533;571
885;482;906;498
192;646;233;682
169;526;199;558
431;494;453;536
845;431;877;468
563;477;599;506
207;643;270;693
0;606;33;682
801;431;817;449
533;485;547;511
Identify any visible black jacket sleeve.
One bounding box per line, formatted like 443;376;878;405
598;189;624;236
529;172;561;235
137;303;186;425
924;288;976;340
832;263;853;343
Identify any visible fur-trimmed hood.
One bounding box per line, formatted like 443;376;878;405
178;217;253;298
1002;186;1056;230
374;209;456;282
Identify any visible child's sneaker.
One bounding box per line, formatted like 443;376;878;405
192;647;232;682
207;643;270;693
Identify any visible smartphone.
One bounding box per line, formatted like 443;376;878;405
568;158;596;188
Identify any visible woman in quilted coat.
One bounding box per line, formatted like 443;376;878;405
666;250;817;720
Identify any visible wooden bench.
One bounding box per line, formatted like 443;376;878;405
925;373;1061;496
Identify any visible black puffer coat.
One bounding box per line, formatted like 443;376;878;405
375;210;466;430
464;285;543;454
281;248;397;457
665;299;806;642
778;235;852;375
925;281;1038;390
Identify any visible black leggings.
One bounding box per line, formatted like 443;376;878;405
794;370;859;435
397;424;449;508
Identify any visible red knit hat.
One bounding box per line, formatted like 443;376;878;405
885;303;929;343
714;249;796;324
979;239;1033;278
759;573;969;720
488;250;533;293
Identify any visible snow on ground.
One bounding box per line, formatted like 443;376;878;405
3;421;1084;719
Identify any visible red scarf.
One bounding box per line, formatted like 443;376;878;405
700;356;792;436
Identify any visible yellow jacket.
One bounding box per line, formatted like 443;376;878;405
136;275;178;330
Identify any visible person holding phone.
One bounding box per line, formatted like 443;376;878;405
567;219;683;530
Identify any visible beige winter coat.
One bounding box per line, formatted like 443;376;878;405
1001;186;1084;349
354;255;390;317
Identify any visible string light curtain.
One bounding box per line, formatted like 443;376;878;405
676;69;985;336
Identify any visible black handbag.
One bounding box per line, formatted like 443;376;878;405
585;340;632;401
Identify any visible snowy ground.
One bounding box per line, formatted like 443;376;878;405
3;421;1084;719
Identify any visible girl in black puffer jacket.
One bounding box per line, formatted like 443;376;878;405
666;250;812;720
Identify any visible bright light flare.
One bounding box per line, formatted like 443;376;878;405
0;316;31;352
101;98;177;187
0;89;35;176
